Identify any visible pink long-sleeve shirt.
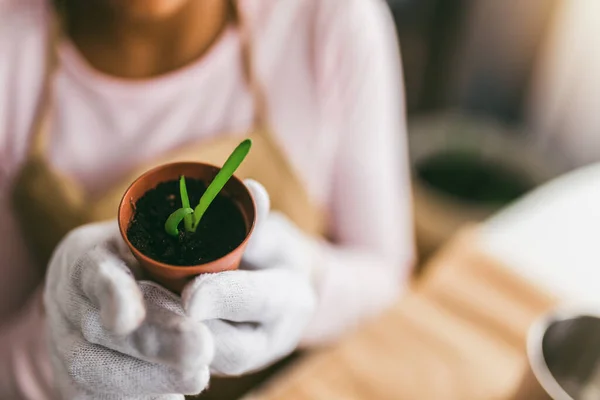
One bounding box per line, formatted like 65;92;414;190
0;0;414;397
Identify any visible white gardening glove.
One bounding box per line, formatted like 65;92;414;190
44;221;214;400
181;180;318;375
44;179;312;397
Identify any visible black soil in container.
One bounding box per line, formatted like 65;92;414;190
127;178;247;266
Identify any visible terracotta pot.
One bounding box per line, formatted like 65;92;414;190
118;162;256;294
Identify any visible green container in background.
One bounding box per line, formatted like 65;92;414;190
409;111;565;259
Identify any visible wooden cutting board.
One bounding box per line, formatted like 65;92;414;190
243;226;558;400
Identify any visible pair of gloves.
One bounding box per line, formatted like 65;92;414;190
44;180;318;399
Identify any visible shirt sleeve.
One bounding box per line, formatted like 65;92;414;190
0;194;55;399
0;2;57;398
303;0;415;344
0;287;57;400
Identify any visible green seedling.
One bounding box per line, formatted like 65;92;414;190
164;207;194;236
180;175;193;232
164;138;252;236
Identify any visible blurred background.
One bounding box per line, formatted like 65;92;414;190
390;0;554;120
386;0;600;261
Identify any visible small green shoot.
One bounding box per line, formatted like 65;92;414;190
179;176;193;232
191;138;252;231
164;207;194;236
164;139;252;237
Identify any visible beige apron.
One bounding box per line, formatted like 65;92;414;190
11;2;326;270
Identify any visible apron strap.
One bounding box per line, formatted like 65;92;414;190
27;0;271;159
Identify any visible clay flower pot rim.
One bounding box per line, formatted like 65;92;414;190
118;161;257;272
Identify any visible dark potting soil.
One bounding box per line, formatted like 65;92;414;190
127;178;247;266
416;151;534;206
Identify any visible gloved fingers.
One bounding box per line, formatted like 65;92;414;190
206;308;310;376
241;211;311;272
204;317;302;376
243;179;270;229
70;390;185;400
78;281;214;371
45;221;126;301
76;244;146;335
55;221;123;264
243;179;272;263
182;268;315;323
56;334;210;396
204;319;269;376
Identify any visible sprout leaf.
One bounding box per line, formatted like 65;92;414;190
179;176;193;232
191;139;252;231
165;207;194;237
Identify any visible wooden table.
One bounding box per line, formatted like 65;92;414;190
243;227;558;400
